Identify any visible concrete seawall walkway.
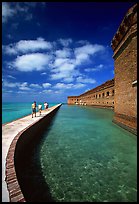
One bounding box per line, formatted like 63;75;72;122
2;104;62;202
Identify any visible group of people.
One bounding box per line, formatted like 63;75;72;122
32;101;48;118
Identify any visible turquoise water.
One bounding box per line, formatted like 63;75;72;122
28;105;137;202
2;102;58;124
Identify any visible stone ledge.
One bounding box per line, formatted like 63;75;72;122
3;104;62;202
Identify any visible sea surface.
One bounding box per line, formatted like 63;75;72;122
18;104;137;202
2;102;58;124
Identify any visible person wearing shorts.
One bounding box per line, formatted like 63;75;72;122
32;101;37;118
38;104;42;116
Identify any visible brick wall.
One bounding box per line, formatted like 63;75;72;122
111;4;137;134
68;79;114;109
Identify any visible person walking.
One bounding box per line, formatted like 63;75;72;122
38;103;42;116
44;102;48;110
32;101;37;118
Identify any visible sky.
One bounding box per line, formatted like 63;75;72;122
2;2;135;103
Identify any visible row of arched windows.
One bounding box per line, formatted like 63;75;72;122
95;90;114;99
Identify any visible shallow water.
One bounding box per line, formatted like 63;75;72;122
23;105;137;202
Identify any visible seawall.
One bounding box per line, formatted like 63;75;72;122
2;104;62;202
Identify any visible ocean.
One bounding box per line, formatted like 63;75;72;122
2;102;59;124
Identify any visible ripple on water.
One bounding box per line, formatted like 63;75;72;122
29;105;137;202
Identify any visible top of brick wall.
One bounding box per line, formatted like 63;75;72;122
111;3;137;51
79;78;114;97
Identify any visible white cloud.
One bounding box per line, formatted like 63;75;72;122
58;38;72;47
54;83;72;89
7;75;16;79
17;91;27;94
75;53;89;65
53;82;86;90
41;89;52;94
42;83;51;88
51;57;77;81
2;2;45;23
74;44;105;65
73;83;86;89
75;44;104;56
2;80;31;91
2;2;16;23
3;80;19;88
30;84;42;88
55;48;71;58
3;38;52;55
19;82;31;90
3;38;106;91
3;45;17;55
40;72;47;75
13;53;51;72
53;58;68;68
16;38;52;52
63;76;75;83
76;76;96;84
84;64;104;72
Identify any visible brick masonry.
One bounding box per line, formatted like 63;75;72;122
68;79;115;109
6;132;26;202
111;3;137;134
68;4;137;135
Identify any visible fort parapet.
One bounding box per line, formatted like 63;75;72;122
68;4;137;135
111;3;137;135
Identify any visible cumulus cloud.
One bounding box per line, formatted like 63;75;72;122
55;48;71;58
19;82;31;90
3;38;52;55
13;53;51;72
3;80;19;88
54;83;86;90
42;83;52;88
16;38;52;52
2;80;31;91
58;38;72;47
75;44;104;56
84;64;104;72
51;57;77;81
74;44;105;65
3;38;106;87
76;76;96;84
30;83;42;88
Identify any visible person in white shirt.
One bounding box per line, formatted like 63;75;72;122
44;102;48;110
38;104;42;116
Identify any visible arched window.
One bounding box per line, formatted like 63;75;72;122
106;91;109;97
102;93;105;98
112;90;114;96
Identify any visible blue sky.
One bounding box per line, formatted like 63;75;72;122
2;2;135;103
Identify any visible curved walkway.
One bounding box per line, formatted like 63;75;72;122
2;104;62;202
